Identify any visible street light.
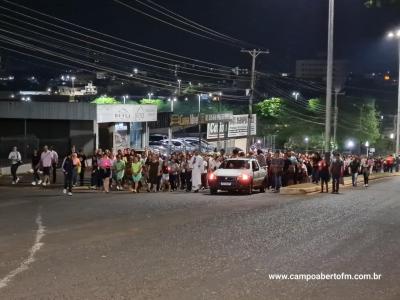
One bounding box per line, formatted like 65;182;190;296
365;141;370;156
387;28;400;155
147;93;153;100
304;137;309;152
122;95;129;104
347;140;355;153
292;91;300;101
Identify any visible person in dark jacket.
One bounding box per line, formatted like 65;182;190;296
349;156;361;187
318;153;330;193
31;149;41;186
62;153;74;196
330;152;344;194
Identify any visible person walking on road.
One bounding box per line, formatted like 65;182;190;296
62;153;74;196
349;156;361;187
361;156;373;187
8;146;22;184
330;153;344;194
99;152;112;193
270;150;284;193
131;156;142;193
113;154;125;191
190;151;204;193
78;149;87;186
40;145;53;186
50;146;58;184
318;153;330;193
31;149;41;186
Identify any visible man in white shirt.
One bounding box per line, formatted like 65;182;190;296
190;151;204;193
40;145;53;186
8;146;21;184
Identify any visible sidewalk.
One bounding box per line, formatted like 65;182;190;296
280;172;400;195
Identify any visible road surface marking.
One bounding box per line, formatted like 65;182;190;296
0;208;45;290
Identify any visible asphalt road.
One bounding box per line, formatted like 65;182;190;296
0;177;400;300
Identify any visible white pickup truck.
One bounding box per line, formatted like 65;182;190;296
208;158;267;195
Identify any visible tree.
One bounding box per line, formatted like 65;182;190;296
307;98;323;113
91;97;119;104
255;97;283;119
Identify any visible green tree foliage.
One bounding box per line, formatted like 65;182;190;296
255;96;382;152
140;98;170;112
91;97;119;104
255;97;282;119
307;98;322;113
359;104;381;144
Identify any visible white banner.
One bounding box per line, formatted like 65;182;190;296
96;104;157;123
207;114;256;139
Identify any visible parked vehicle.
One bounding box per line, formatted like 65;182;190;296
148;141;168;155
149;134;167;142
179;138;215;152
208;158;267;195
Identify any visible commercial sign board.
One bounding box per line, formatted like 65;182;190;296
96;104;157;123
207;114;256;139
170;112;233;126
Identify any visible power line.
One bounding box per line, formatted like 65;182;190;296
0;0;236;71
113;0;256;49
0;23;249;83
0;10;241;79
133;0;247;45
144;0;242;42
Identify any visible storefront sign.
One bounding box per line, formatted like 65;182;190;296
97;104;157;123
207;114;256;139
170;112;233;126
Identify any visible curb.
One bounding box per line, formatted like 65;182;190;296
280;173;400;195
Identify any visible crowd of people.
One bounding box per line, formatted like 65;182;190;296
7;145;400;196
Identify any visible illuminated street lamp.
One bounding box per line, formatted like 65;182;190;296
122;95;129;104
292;91;300;101
346;140;355;153
147;93;154;100
387;28;400;155
365;141;370;156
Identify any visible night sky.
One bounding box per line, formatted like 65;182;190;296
5;0;400;74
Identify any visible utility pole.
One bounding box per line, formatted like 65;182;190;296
396;39;400;155
241;49;269;153
333;90;345;150
198;94;202;152
333;91;338;150
325;0;335;153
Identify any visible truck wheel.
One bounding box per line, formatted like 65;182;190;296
260;183;266;193
210;188;218;195
247;183;253;195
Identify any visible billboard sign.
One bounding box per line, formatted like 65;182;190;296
96;104;157;123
